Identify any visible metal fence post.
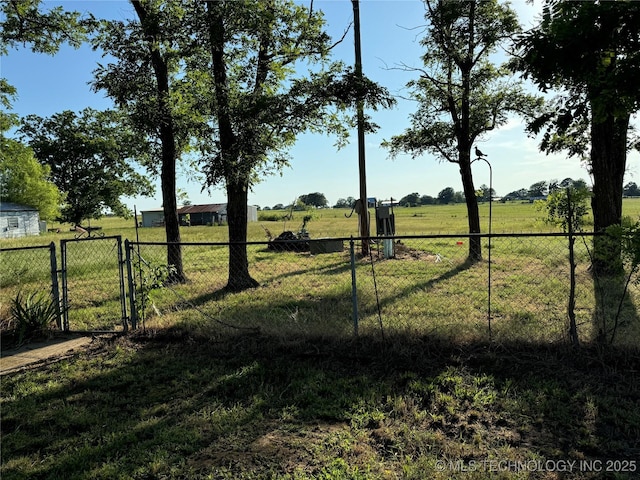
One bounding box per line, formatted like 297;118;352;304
350;237;359;336
49;242;62;330
115;236;128;332
60;240;70;332
124;239;138;330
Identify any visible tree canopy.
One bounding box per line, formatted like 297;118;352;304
0;0;92;55
19;109;154;225
0;140;62;221
299;192;328;208
513;0;640;272
0;81;62;220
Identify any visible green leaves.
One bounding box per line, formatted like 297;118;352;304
10;290;61;345
18;108;154;224
385;0;540;165
0;137;62;221
539;184;591;233
0;0;94;55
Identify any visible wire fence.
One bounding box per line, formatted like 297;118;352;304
59;236;127;332
2;233;640;345
128;233;640;345
0;243;59;332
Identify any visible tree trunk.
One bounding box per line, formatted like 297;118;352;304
226;179;258;291
458;2;481;263
207;2;257;292
132;0;185;283
161;145;185;284
590;110;629;275
459;156;482;262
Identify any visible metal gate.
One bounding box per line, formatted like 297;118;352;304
60;236;129;332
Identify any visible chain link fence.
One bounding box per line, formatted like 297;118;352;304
60;236;128;332
2;233;639;345
128;233;640;345
0;243;60;332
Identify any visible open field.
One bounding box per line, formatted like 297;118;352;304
4;197;640;247
2;201;640;479
3;199;640;342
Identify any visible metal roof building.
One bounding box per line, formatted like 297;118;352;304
140;204;257;227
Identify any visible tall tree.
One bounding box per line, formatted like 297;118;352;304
513;0;640;273
384;0;541;262
19;109;153;225
92;0;201;283
199;0;393;291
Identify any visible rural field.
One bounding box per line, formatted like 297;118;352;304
2;200;640;479
17;198;640;244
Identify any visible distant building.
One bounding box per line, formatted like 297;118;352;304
0;202;41;238
139;208;165;228
179;203;227;226
140;204;257;227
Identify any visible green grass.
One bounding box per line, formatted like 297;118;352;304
3;200;640;343
3;197;640;245
2;201;640;479
2;334;639;479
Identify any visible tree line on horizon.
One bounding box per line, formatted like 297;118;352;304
259;179;640;211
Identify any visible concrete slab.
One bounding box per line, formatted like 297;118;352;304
1;335;93;375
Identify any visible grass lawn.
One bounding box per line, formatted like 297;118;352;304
1;333;639;479
2;200;640;479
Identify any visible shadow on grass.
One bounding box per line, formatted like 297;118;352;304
592;270;640;346
360;257;478;315
2;331;639;479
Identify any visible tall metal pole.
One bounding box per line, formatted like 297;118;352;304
473;156;493;340
352;0;369;255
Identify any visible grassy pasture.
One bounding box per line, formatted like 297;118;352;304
3;197;640;247
2;199;640;341
2;202;640;479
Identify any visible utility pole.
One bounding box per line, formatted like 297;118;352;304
352;0;369;255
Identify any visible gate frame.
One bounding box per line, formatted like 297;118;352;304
60;235;129;332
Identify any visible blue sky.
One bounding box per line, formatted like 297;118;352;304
2;0;638;211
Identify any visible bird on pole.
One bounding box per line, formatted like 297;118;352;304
475;146;487;158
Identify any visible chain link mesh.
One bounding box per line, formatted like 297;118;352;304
129;233;640;344
2;233;639;344
61;237;126;332
0;244;57;331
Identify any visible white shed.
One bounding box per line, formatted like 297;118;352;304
0;202;41;238
140;208;166;228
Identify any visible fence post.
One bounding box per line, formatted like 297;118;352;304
124;239;138;330
49;242;62;330
350;237;359;336
114;236;128;333
567;188;579;347
60;240;70;332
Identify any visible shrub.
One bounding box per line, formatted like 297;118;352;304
11;291;59;345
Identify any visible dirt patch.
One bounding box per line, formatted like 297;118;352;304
371;241;443;262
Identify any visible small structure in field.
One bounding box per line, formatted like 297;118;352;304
140;204;258;227
0;202;41;238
